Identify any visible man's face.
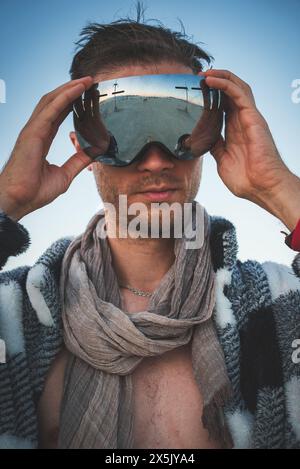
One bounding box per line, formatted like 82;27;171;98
73;62;203;231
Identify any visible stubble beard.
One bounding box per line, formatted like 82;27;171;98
93;163;201;240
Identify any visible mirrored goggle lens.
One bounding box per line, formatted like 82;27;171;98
73;73;224;166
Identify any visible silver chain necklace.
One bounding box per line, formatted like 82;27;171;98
119;283;153;297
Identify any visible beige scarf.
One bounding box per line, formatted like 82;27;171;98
58;201;232;448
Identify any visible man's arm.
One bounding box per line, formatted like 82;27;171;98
0;75;94;224
198;68;300;233
0;76;94;448
0;211;72;448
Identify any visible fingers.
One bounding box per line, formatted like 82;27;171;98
74;84;100;120
28;76;93;123
74;84;110;153
200;69;252;92
199;69;256;110
210;135;226;163
73;93;85;120
30;81;92;134
203;75;255;111
61;150;94;186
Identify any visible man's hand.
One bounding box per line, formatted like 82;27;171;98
0;76;94;221
200;69;300;231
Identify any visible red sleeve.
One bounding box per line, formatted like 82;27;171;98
284;218;300;252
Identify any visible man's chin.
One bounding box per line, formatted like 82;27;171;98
105;192;191;238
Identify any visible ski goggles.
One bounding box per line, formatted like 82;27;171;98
73;73;224;166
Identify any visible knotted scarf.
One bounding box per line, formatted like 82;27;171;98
58;201;232;448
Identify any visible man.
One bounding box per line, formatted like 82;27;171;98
0;17;300;449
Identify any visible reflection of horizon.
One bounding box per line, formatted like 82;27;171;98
100;94;202;107
100;96;204;120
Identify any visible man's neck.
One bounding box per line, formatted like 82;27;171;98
107;233;175;292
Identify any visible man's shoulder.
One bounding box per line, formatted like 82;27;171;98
27;235;73;280
0;235;73;449
1;234;73;279
209;214;300;328
208;215;300;448
24;235;73;324
209;213;300;289
0;234;73;349
0;234;73;302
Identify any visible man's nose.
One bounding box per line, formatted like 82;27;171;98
135;145;175;172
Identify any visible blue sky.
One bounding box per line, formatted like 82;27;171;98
0;0;299;270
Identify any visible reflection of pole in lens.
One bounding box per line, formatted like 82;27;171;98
191;86;202;111
175;84;189;112
112;82;125;112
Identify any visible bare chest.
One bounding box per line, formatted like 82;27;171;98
131;344;222;449
39;291;223;448
122;290;222;449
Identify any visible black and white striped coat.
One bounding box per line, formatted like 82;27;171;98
0;211;299;449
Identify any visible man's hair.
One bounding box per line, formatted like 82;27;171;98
70;1;213;79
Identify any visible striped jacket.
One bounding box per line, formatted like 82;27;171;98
0;210;299;449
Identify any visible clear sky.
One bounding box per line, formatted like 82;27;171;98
0;0;299;271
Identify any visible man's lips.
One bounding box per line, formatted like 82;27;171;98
135;187;179;201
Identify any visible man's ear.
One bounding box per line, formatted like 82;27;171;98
69;131;93;172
